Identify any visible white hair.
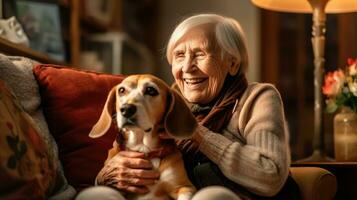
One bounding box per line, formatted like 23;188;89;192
166;14;249;73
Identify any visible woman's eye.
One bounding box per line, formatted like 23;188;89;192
118;87;125;95
144;86;159;96
177;52;184;57
174;52;185;59
195;52;205;57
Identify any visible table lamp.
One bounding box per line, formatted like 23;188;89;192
251;0;357;161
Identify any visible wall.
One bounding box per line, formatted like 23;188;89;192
155;0;260;84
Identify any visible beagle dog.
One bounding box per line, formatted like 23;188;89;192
89;74;197;200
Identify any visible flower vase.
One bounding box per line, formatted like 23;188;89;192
334;107;357;161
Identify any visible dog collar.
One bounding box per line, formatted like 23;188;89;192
145;139;176;159
115;129;176;159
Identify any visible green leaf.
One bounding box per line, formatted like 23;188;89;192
351;74;357;80
325;101;338;113
351;97;357;113
336;94;348;106
7;155;17;169
6;135;18;152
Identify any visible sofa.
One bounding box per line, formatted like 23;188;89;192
0;54;337;200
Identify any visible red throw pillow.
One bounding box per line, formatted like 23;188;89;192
33;64;125;191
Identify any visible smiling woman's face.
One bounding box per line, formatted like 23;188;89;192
171;24;233;104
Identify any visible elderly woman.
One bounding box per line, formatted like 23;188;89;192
77;14;298;200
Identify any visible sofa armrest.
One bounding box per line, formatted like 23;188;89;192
290;167;337;200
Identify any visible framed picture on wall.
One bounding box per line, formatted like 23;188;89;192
13;0;65;61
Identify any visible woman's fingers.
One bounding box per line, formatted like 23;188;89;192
97;151;161;194
117;151;153;169
129;169;160;179
119;151;145;158
101;165;159;180
112;157;151;169
126;177;157;186
101;172;156;194
119;157;153;169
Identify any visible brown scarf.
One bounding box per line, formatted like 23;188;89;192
174;69;248;156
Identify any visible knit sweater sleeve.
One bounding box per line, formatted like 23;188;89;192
197;84;290;196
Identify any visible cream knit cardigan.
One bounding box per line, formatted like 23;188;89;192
196;82;290;197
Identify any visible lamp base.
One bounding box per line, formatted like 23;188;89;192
295;150;334;163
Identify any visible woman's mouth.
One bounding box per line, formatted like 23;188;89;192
184;78;207;85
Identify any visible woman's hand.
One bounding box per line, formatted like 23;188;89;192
96;151;160;194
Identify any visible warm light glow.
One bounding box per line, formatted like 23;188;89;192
252;0;357;13
252;0;357;162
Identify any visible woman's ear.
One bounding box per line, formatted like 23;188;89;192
89;87;117;138
164;89;197;139
228;56;240;76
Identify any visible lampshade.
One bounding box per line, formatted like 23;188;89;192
252;0;357;13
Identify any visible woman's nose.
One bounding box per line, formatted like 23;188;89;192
182;56;196;73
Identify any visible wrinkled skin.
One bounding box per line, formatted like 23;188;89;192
96;151;160;193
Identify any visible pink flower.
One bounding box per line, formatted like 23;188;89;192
324;58;357;113
322;69;345;97
347;58;357;66
348;61;357;75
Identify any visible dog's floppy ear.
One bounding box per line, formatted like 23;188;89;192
89;87;117;138
164;89;197;139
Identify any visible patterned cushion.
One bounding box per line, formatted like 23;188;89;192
0;80;56;199
0;54;75;199
33;64;125;191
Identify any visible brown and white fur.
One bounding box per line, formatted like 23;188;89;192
89;74;197;200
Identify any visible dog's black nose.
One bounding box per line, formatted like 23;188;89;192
120;104;137;118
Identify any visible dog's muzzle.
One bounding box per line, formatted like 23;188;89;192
119;103;152;132
120;103;137;118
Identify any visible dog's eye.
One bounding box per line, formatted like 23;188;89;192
144;86;158;96
118;87;126;95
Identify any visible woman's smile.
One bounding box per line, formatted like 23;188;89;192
184;78;207;87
